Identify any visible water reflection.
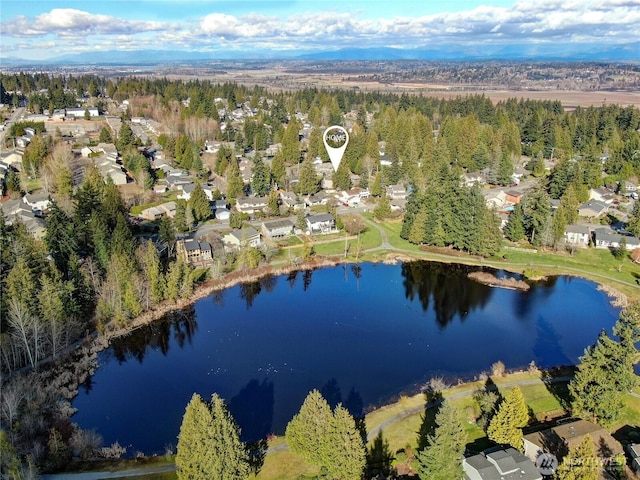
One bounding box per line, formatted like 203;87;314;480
110;306;197;364
401;262;493;328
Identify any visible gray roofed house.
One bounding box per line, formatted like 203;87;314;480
23;192;51;212
593;227;640;250
463;447;542;480
305;213;336;235
261;218;294;240
578;200;608;218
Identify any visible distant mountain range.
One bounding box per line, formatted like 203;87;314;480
1;42;638;66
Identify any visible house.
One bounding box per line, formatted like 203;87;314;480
306;213;336;235
505;190;524;205
386;184;408;200
261;219;294;241
1;199;46;238
177;238;213;266
593;228;640;250
177;183;196;201
23;193;51;212
305;191;330;207
589;187;615;204
578;200;608;218
623;180;638;194
484;190;507;209
215;208;230;220
66;107;99;118
280;191;301;210
224;227;261;249
139;202;177;221
463;447;541;480
523;419;623;471
626;443;640;472
236;196;268;215
462;171;486;187
564;225;591;246
390;197;407;212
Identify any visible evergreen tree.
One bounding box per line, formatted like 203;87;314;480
554;435;599;480
174;200;189;233
325;405;367;480
373;194;391;221
189;183;211;225
251;155;271;197
521;187;552;246
487;386;529;451
226;159;244;202
497;150;514;186
285;389;333;466
569;326;638;427
627;201;640;238
504;203;526;242
416;401;466;480
99;126;113;143
333;161;352;191
140;240;165;306
44;200;78;275
296;158;320;195
176;393;249;480
270;150;286;189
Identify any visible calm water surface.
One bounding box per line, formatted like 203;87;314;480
72;261;619;454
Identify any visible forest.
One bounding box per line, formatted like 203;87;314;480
1;71;640;477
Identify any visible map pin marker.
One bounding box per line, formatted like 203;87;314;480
323;126;349;172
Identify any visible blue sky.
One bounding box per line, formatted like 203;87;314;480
1;0;638;60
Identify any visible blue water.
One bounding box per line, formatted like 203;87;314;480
71;262;620;455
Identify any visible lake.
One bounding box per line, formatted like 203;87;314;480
72;261;619;455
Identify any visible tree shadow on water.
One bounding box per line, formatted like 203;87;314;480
228;379;274;475
320;379;367;443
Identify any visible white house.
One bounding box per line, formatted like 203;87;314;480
23;193;51;212
66;107;99;118
236;196;268;215
593;227;640;250
564;224;591;246
306;213;336;235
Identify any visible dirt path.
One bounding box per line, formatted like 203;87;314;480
365;376;574;442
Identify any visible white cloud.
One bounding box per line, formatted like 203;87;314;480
1;0;638;58
3;8;166;37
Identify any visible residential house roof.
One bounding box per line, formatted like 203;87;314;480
578;200;608;217
463;447;541;480
229;226;260;243
262;219;293;231
565;224;591;235
306;213;335;224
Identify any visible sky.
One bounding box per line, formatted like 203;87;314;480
1;0;638;60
